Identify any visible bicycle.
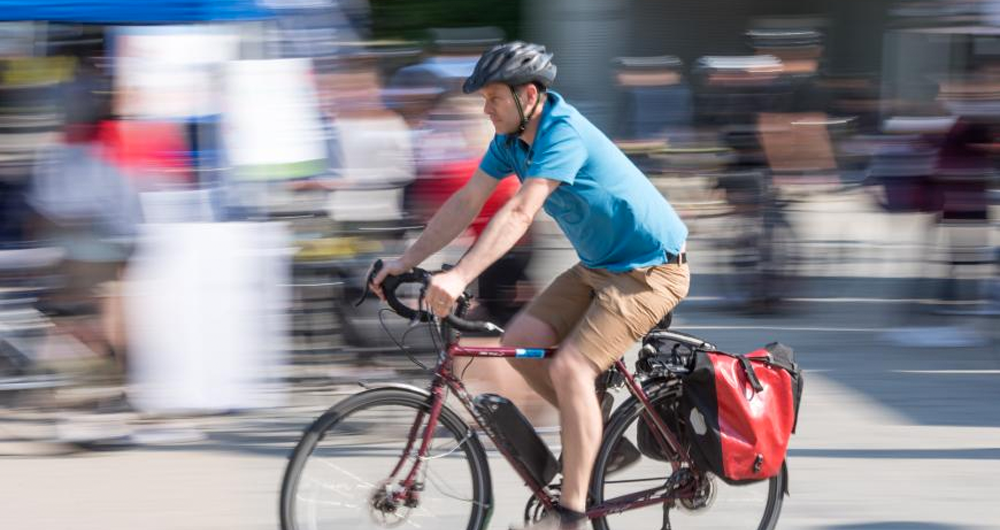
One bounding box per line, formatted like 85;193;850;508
279;260;788;530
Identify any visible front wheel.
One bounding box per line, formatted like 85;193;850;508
590;384;785;530
280;387;493;530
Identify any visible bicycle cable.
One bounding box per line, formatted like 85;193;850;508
423;293;446;359
460;357;476;381
378;308;431;372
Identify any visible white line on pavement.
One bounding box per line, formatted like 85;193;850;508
892;370;1000;375
686;296;987;305
679;325;884;332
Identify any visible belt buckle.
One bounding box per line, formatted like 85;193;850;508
667;252;687;265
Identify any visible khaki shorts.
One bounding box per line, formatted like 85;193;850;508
523;261;691;370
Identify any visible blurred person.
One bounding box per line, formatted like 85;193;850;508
317;58;415;222
95;118;193;189
383;26;504;125
612;55;693;145
747;28;828;113
693;55;787;129
29;61;142;371
372;42;689;530
932;117;995;306
290;58;416;359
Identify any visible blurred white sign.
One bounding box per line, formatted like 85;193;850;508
125;222;291;413
222;58;327;176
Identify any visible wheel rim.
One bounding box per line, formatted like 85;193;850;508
286;395;487;530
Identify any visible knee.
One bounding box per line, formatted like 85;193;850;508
548;355;575;384
548;348;599;391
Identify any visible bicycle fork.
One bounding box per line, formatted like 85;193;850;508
384;378;449;507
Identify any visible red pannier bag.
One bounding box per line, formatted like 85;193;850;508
680;342;802;483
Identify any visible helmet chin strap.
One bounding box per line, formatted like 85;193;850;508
510;85;542;136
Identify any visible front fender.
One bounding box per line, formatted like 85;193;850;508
358;380;433;396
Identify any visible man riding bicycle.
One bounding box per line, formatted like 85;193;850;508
371;41;690;530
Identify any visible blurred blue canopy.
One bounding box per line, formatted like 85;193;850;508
0;0;271;23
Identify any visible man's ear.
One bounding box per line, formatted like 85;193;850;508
522;83;539;106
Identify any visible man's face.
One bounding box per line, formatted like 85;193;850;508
479;83;532;135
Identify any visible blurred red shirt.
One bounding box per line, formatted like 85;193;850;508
409;158;524;240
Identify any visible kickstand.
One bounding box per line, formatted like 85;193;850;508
660;502;672;530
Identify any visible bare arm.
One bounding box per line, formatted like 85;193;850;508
451;177;560;285
399;168;500;269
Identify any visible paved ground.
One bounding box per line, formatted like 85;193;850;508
1;294;997;530
1;189;998;529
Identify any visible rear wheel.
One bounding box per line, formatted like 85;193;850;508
590;384;784;530
280;387;492;530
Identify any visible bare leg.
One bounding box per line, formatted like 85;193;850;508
500;312;560;407
548;343;602;513
457;336;557;424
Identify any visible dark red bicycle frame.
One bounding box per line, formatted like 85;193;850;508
388;342;699;519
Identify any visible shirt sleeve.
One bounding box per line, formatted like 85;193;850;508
525;122;586;185
478;134;513;179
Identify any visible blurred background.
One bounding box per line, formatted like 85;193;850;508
0;0;997;529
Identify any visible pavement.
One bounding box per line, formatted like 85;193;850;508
1;188;998;529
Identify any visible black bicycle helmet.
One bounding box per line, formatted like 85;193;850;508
462;41;556;94
463;41;556;134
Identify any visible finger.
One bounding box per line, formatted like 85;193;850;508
430;295;451;317
424;284;440;304
371;269;388;300
423;289;439;314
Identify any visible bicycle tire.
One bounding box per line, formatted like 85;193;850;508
590;383;784;530
280;387;493;530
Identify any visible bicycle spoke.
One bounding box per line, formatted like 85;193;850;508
281;390;490;530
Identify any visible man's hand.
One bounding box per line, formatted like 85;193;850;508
424;270;470;318
370;258;411;301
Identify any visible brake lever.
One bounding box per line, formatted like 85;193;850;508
355;259;384;307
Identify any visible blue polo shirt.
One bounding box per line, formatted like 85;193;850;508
479;91;688;272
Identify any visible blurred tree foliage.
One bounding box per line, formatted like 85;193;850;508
369;0;521;42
